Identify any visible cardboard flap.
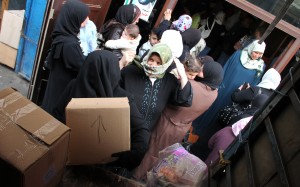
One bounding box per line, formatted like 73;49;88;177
0;88;70;145
0;113;48;172
67;98;129;109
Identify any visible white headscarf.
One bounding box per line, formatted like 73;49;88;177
240;40;266;74
257;68;281;90
160;30;183;58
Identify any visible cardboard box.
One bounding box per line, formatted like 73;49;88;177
0;88;70;187
0;10;24;49
0;42;17;68
66;98;130;165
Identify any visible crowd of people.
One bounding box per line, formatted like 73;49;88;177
41;0;283;184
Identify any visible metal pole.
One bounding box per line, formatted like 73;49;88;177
259;0;294;44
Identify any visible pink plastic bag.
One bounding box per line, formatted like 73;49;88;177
147;143;207;187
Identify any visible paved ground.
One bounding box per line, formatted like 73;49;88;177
0;64;29;97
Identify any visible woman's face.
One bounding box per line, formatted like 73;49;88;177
250;51;263;60
147;54;162;66
81;17;89;28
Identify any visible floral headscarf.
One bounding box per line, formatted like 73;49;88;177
172;15;192;32
240;40;266;76
141;43;174;78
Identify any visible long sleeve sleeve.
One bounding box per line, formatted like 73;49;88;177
105;38;129;49
231;87;256;104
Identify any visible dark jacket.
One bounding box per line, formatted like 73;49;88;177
120;63;192;131
41;0;89;115
54;50;150;170
99;19;125;59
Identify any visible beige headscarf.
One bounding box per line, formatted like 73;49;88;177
140;43;174;78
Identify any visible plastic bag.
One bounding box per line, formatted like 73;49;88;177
147;143;207;187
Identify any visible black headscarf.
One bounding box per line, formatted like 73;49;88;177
53;50;150;170
53;50;121;122
181;28;202;49
115;4;141;25
199;55;214;65
70;50;121;98
179;28;202;62
52;0;89;45
195;60;224;90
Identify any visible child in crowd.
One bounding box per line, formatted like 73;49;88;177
105;24;141;54
138;28;160;57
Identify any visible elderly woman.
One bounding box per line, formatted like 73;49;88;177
190;40;267;159
99;4;141;59
120;43;192;131
133;55;224;180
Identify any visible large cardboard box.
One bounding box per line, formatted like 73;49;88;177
0;42;17;68
66;98;130;165
0;10;25;49
0;88;70;187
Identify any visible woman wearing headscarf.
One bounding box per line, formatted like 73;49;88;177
120;43;192;132
190;40;267;159
160;29;184;58
178;28;202;62
231;68;281;105
53;50;150;170
133;55;224;180
99;4;141;59
42;0;89;115
204;94;269;166
155;9;192;40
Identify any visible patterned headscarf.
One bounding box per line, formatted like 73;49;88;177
141;43;174;78
172;15;192;32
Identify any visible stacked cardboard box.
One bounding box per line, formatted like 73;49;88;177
0;10;25;68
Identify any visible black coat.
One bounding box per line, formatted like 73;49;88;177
99;4;139;59
120;63;192;131
41;0;89;115
53;50;150;170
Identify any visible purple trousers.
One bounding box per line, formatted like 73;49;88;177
205;127;235;165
